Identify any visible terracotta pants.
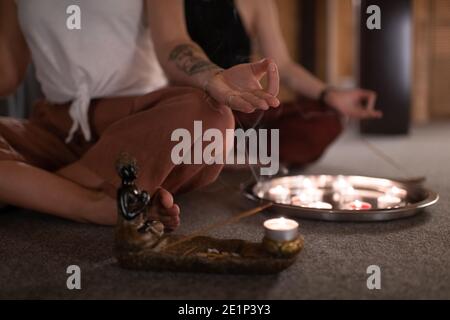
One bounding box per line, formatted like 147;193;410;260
0;88;341;199
0;87;235;197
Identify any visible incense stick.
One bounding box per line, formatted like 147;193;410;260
360;137;410;178
235;115;263;185
163;202;273;251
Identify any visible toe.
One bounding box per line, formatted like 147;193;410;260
154;188;174;209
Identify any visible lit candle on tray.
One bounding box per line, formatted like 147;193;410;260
378;187;404;209
377;194;402;209
333;185;357;203
301;177;314;189
302;201;333;210
293;177;324;205
295;188;323;203
291;195;332;209
342;186;356;202
343;200;372;211
268;185;291;204
333;176;351;191
332;176;357;204
390;186;407;197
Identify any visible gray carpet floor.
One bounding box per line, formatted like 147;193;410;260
1;122;449;299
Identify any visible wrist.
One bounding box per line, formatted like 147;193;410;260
318;87;330;107
202;68;225;94
318;87;337;108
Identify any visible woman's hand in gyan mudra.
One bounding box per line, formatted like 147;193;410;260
325;88;383;120
206;58;281;113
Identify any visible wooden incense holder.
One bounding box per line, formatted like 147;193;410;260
114;154;303;274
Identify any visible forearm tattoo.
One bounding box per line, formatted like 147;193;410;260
169;44;220;76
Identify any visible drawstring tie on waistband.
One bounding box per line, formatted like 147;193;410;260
65;83;91;143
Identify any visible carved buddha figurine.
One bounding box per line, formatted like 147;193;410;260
115;153;166;252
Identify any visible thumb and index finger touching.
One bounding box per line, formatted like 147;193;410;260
250;58;280;97
359;89;382;118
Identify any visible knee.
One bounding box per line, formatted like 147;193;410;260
176;163;224;194
199;164;223;188
211;106;235;135
181;89;235;158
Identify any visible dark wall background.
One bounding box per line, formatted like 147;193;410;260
359;0;412;135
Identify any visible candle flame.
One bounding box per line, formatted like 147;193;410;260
302;178;314;189
270;185;290;195
264;217;299;230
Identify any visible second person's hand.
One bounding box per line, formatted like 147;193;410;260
325;88;382;119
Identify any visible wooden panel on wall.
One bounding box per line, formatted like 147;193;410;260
430;0;450;118
434;0;450;21
274;0;299;101
336;0;355;84
412;0;432;123
326;0;355;86
359;0;413;134
315;0;328;81
413;0;450;121
277;0;355;89
276;0;299;61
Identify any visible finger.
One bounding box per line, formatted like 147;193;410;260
206;95;227;114
265;59;280;96
249;58;280;96
360;90;377;111
241;92;269;110
250;58;270;77
357;109;383;119
228;95;256;113
366;95;383;118
253;90;280;107
360;96;383;119
368;107;383;118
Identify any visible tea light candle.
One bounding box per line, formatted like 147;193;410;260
303;201;333;210
301;177;315;189
268;185;291;203
333;185;357;203
344;200;372;211
378;193;402;209
342;186;356;201
291;195;332;209
390;186;407;197
295;188;323;204
264;217;299;242
333;176;352;191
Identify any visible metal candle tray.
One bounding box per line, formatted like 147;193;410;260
243;175;439;222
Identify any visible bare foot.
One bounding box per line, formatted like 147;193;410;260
148;188;180;231
82;188;180;228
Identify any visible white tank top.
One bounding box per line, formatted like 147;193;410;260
16;0;168;142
